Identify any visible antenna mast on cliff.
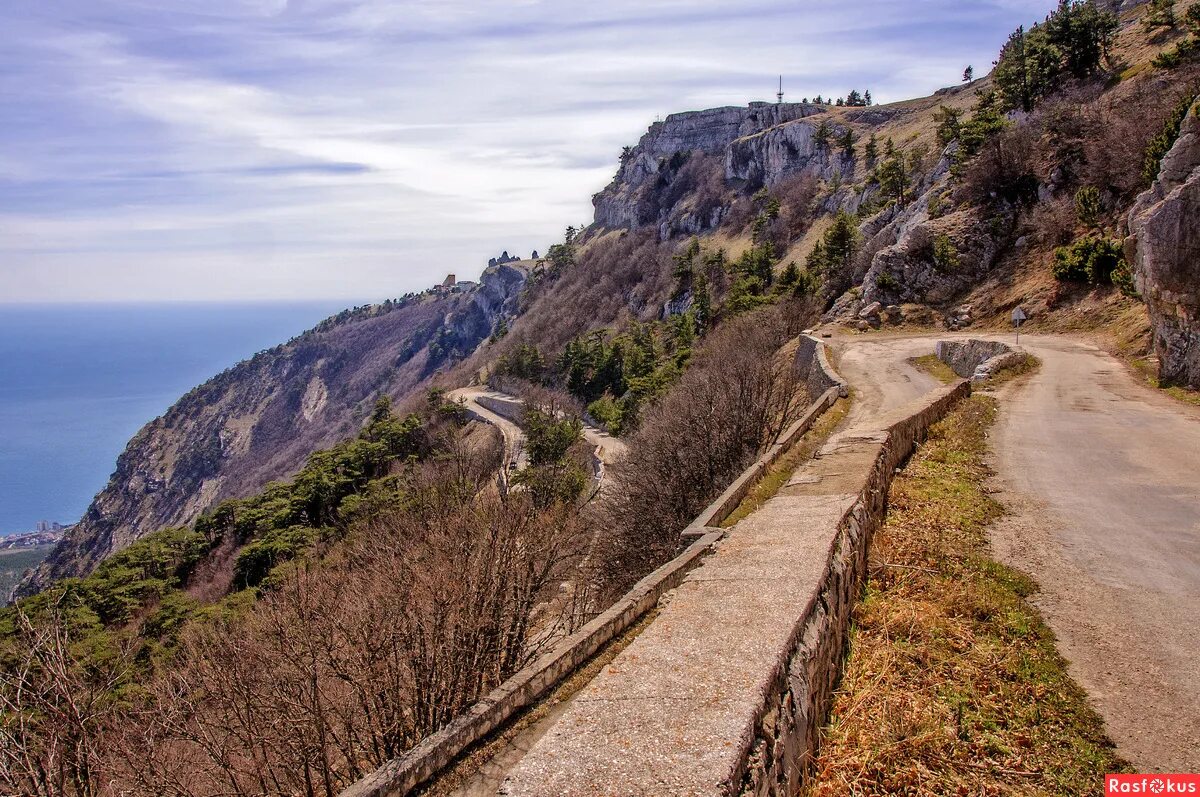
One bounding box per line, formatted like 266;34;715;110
777;75;784;104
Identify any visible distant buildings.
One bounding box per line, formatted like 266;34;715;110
33;521;63;532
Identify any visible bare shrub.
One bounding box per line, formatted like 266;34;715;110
957;123;1040;207
594;303;812;599
0;606;130;797
107;492;584;797
1024;195;1077;247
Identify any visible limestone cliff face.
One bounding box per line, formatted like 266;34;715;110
19;264;527;594
593;102;836;237
1126;101;1200;388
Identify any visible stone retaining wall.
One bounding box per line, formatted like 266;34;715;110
935;338;1025;381
340;337;845;797
737;380;971;796
797;335;850;399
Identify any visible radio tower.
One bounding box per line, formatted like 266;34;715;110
776;75;784;104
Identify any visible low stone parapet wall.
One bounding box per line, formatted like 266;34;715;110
935;338;1026;382
797;335;850;399
738;380;971;796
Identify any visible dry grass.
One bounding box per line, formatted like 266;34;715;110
807;395;1127;796
1130;357;1200;408
907;354;959;385
720;398;851;529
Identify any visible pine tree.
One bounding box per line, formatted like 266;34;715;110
1144;0;1176;30
876;151;908;203
693;272;712;334
839;129;857;158
935;105;962;147
813;120;832;150
865;134;879;164
963;65;974;82
864;90;873;106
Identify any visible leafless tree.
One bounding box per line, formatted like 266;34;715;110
0;604;130;797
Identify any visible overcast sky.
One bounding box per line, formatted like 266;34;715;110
0;0;1052;303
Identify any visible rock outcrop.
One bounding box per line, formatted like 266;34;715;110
1126;101;1200;388
593;102;831;237
19;265;528;595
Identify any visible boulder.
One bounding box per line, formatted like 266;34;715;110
858;301;882;319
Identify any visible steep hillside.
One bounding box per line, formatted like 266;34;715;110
20;262;527;594
23;0;1200;595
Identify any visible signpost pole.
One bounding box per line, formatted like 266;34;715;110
1011;306;1028;345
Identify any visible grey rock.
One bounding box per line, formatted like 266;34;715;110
858;301;882;319
1126;100;1200;388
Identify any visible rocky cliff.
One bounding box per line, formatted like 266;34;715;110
19;263;527;594
1126;100;1200;388
594;102;842;237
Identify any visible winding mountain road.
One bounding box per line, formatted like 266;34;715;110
831;332;1200;771
447;386;628;488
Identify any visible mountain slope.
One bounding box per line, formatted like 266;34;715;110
20;263;527;594
23;0;1200;595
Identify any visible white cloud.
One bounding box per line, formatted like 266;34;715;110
0;0;1055;302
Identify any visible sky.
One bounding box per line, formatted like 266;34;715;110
0;0;1055;304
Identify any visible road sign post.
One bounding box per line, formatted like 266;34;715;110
1012;306;1028;345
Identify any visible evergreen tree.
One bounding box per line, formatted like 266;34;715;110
813;120;832;149
839;128;856;158
876;150;908;203
994;2;1117;113
864;90;873;106
823;211;860;273
994;25;1033;112
934;105;962;147
693;272;713;334
1074;185;1102;228
1142;0;1180;29
864;133;879;164
963;65;974;82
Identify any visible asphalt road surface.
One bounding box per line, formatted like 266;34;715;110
832;332;1200;770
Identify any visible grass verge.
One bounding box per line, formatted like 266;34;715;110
907;354;958;385
1131;357;1200;408
720;397;851;528
807;395;1127;796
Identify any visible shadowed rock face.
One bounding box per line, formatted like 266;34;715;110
1127;101;1200;388
18;264;527;596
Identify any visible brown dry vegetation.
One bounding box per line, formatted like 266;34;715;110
594;302;815;600
2;487;587;797
808;396;1126;796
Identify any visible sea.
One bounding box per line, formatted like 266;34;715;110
0;302;354;537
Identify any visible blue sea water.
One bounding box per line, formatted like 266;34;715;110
0;302;353;536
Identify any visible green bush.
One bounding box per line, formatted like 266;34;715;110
587;395;624;435
1074;185;1102;228
1052;236;1126;285
933;234;960;272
